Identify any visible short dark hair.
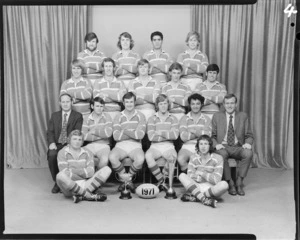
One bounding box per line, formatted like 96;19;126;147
206;64;220;74
90;97;105;111
84;32;99;43
188;93;205;106
59;93;72;102
224;93;238;103
117;32;134;50
168;62;183;81
122;91;136;102
169;62;183;72
151;31;163;41
195;134;214;154
101;57;116;68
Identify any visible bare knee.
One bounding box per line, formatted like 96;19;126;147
179;172;187;182
145;151;156;166
97;166;112;177
109;151;121;166
219;180;229;190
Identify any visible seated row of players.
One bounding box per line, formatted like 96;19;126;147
77;31;208;91
61;57;226;122
47;91;254;208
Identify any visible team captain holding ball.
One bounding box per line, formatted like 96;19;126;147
48;31;254;208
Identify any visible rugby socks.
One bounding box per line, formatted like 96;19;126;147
149;164;164;182
85;166;112;194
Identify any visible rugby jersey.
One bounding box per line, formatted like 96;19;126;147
82;112;113;145
57;146;94;181
93;77;127;112
194;80;227;113
128;76;161;110
161;82;191;114
60;77;92;114
187;152;223;185
77;49;106;81
177;50;209;79
147;112;179;143
179;112;212;145
112;110;146;142
143;50;172;85
112;50;140;82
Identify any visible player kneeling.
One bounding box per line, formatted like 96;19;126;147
56;130;112;203
179;135;228;208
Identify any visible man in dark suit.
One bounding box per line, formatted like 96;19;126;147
47;93;83;193
212;93;253;196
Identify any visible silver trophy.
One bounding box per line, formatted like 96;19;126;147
165;155;177;199
117;173;132;200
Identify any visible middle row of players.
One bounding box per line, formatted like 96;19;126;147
61;57;227;121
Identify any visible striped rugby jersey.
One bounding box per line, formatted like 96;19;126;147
60;77;93;114
57;146;94;181
112;110;146;143
82;112;113;145
93;77;127;112
194;80;227;113
161;82;192;114
177;50;209;79
147;112;179;143
77;49;106;80
112;50;140;81
187;152;223;185
179;112;212;145
143;50;172;85
128;76;161;110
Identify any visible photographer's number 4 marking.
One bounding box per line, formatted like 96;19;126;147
284;4;297;18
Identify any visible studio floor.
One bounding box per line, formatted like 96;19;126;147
3;167;296;239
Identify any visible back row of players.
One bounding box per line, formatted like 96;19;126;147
47;31;254;208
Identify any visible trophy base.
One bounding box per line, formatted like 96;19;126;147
119;191;132;200
165;191;177;199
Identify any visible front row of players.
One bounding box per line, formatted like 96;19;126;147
47;91;254;208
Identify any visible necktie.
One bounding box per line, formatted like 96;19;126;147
227;115;235;146
58;113;68;145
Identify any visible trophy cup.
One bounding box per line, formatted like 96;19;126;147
165;156;177;199
117;173;132;200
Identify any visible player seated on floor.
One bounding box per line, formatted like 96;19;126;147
82;97;112;170
145;94;179;192
177;93;212;173
179;134;228;208
56;130;112;203
109;92;146;193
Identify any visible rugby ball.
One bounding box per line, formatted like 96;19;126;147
135;183;160;199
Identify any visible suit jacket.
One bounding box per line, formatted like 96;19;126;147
211;111;254;148
47;110;83;146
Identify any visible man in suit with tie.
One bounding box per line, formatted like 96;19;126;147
212;93;254;196
47;93;83;193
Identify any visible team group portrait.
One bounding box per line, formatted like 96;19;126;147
2;2;296;239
